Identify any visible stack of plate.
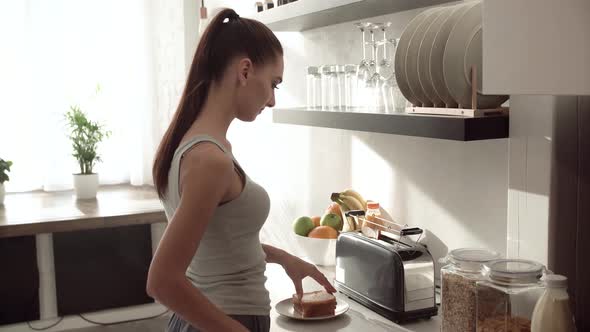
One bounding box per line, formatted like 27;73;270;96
394;0;508;110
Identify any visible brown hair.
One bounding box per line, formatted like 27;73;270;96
152;8;283;199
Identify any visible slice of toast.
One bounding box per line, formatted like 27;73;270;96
292;290;337;317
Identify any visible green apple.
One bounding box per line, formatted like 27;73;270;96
293;216;315;236
321;213;343;231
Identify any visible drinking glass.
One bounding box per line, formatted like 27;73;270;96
321;65;339;111
306;66;321;109
343;64;357;111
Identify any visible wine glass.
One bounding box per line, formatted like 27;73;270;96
377;22;394;81
366;23;381;87
366;24;385;112
354;22;372;85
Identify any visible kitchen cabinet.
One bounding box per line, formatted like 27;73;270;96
248;0;454;31
53;225;153;316
0;236;39;325
273;108;508;141
482;0;590;95
548;96;590;331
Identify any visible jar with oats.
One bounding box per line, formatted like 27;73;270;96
441;248;501;332
475;259;546;332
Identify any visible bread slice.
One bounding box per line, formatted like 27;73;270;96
292;290;337;317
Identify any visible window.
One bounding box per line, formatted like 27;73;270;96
0;0;185;192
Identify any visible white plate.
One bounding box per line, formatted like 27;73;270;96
429;2;475;108
417;6;453;107
394;7;439;107
406;7;445;107
274;297;349;321
443;1;508;109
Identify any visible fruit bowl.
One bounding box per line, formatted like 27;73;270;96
294;234;337;266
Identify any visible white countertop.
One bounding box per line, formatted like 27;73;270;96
265;261;441;332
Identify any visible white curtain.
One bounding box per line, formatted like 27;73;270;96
0;0;185;192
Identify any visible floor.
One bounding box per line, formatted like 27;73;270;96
67;316;169;332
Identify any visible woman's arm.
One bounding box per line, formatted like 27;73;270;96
261;243;290;264
147;145;248;332
262;243;336;298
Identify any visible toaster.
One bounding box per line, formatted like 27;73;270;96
334;215;437;323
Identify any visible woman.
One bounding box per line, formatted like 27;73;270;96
147;8;336;332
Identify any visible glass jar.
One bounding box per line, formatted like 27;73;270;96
476;259;546;332
361;201;381;238
441;248;502;332
321;65;339;111
306;66;321;110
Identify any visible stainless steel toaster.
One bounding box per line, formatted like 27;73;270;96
334;215;437;323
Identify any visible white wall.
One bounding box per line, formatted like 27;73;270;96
187;2;510;269
506;96;554;265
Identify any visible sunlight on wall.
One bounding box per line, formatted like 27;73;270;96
276;32;305;57
350;136;394;210
276;31;306;107
222;2;510;260
507;189;549;264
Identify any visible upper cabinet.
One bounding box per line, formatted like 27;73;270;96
482;0;590;95
248;0;454;31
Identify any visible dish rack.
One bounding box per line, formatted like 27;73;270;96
407;65;509;117
345;210;423;248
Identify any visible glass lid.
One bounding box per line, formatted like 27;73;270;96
448;248;501;272
485;259;545;285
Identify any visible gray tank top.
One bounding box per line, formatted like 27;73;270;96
161;135;271;315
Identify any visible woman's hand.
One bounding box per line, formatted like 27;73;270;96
282;254;337;299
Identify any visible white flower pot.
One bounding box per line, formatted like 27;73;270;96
73;173;99;199
0;183;5;205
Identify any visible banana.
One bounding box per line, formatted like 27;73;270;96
342;189;367;210
330;193;355;231
342;216;356;232
339;194;365;231
339;194;364;211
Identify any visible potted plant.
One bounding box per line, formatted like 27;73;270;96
0;158;12;205
65;105;110;199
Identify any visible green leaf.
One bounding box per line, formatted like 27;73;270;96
0;158;12;183
65;104;109;174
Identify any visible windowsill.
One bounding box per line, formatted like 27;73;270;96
0;184;166;238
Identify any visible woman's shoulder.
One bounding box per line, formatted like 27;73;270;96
178;131;232;152
180;142;233;176
176;143;234;196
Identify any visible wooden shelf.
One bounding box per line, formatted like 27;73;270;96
272;108;509;141
249;0;454;31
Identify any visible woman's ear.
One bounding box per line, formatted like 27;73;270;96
237;58;253;86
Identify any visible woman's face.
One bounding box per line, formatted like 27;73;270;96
235;55;284;122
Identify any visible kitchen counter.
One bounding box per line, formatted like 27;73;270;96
265;261;441;332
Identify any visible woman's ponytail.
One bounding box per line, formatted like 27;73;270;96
152;8;283;199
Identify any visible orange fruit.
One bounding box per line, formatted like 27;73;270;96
325;202;342;217
311;216;321;227
308;226;339;239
